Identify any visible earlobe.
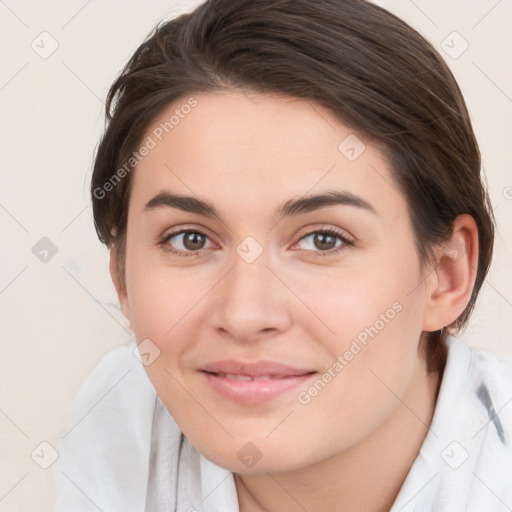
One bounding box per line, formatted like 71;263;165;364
109;248;131;322
422;214;479;332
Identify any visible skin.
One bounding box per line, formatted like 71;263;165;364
110;90;478;511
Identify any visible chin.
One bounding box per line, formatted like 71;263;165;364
195;438;311;475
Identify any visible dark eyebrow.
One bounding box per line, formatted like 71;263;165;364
278;190;376;217
145;191;220;218
144;189;376;219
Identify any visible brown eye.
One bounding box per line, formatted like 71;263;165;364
312;232;337;251
298;229;348;253
162;230;212;254
181;231;207;250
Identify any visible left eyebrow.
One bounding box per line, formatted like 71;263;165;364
143;189;377;220
278;190;377;218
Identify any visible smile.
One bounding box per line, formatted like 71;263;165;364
199;364;317;404
212;372;299;381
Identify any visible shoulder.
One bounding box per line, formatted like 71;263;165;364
53;341;159;512
471;343;512;396
393;336;512;512
66;341;156;419
467;342;512;442
438;337;512;510
444;335;512;443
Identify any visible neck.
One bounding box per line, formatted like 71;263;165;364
235;356;444;512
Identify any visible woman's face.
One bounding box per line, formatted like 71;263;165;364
118;90;435;473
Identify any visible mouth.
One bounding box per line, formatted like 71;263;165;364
204;372;301;381
198;360;317;404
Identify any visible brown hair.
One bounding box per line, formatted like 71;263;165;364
90;0;495;372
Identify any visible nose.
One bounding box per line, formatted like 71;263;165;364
210;250;293;343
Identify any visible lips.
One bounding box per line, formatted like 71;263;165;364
213;373;276;381
199;360;317;404
200;360;315;378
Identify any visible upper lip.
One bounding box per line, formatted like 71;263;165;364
200;360;316;378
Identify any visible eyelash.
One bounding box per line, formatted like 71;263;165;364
158;227;354;258
296;228;355;257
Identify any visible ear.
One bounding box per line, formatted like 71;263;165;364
109;247;131;322
422;214;479;332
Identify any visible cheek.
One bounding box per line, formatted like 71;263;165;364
125;260;220;395
287;251;422;351
124;268;204;427
289;296;424;464
126;255;211;339
292;252;426;409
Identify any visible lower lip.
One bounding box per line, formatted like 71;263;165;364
199;371;317;404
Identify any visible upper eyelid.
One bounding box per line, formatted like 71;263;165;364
299;227;353;241
160;224;215;241
161;228;216;248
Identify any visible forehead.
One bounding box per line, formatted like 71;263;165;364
130;90;404;222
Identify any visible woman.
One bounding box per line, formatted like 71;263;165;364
54;0;511;510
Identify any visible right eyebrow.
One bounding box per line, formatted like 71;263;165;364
144;191;221;219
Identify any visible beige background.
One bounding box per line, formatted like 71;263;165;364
1;1;511;510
